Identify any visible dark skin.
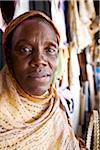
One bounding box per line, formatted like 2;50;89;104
11;18;59;96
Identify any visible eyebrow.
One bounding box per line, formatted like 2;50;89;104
46;41;58;48
13;39;30;48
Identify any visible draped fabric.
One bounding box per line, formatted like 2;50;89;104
85;0;96;21
0;0;16;24
0;66;83;150
63;0;72;43
69;0;92;52
79;0;91;26
29;0;51;19
51;0;67;49
0;28;4;70
13;0;29;19
51;0;69;88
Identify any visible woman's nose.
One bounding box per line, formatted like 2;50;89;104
29;51;47;67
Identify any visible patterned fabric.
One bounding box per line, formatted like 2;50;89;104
86;110;99;150
0;66;82;150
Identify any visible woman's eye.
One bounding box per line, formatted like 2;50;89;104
20;47;32;54
47;48;58;55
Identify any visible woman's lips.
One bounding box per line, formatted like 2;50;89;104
27;74;51;82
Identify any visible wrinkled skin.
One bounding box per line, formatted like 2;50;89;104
11;18;59;96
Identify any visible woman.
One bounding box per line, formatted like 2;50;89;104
0;11;85;149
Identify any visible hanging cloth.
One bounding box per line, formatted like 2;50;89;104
77;51;88;83
78;0;91;26
70;46;80;85
71;0;92;52
13;0;29;19
0;28;5;70
85;0;96;21
51;0;67;49
87;64;95;111
63;0;72;43
29;0;51;19
51;0;69;88
0;0;16;24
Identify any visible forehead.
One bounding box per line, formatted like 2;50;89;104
12;17;57;46
13;17;57;38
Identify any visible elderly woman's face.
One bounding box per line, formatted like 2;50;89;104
11;18;59;96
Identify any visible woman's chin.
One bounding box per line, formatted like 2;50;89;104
24;85;50;96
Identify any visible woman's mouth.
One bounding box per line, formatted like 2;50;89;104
27;74;51;83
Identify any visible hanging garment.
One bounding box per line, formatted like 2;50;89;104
51;0;67;49
83;81;90;112
87;64;95;111
61;59;69;88
85;46;95;110
69;46;81;132
13;0;29;19
63;0;72;43
85;46;91;64
0;0;16;24
70;0;92;52
52;47;69;88
51;0;69;89
89;16;100;35
78;51;88;83
56;80;74;119
78;0;91;26
0;8;4;29
68;1;76;45
70;46;80;85
0;28;4;70
79;87;85;126
95;65;100;92
29;0;51;19
85;0;96;21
